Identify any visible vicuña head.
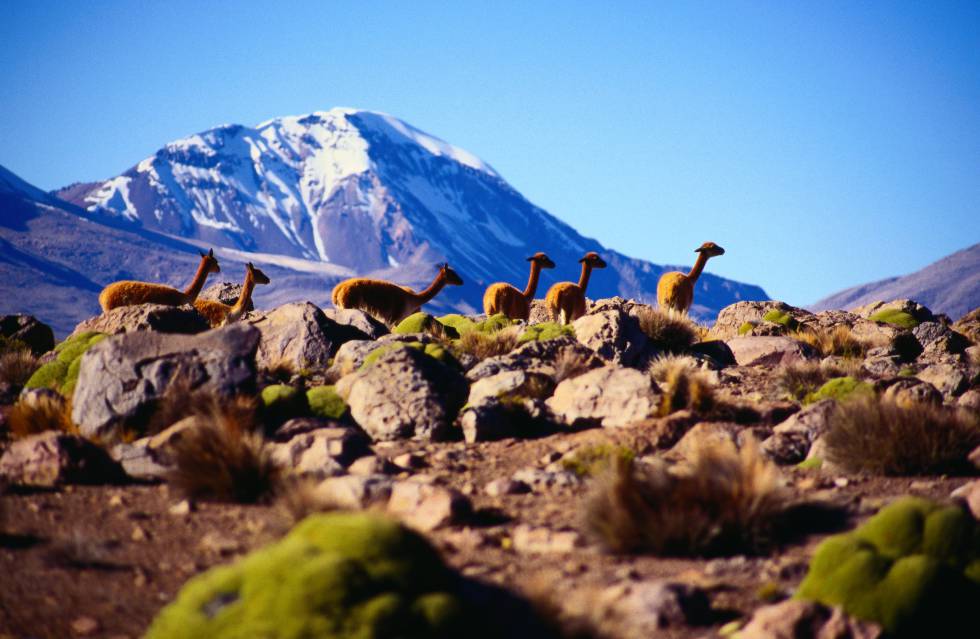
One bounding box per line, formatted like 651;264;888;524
331;262;464;326
194;262;271;327
98;248;221;312
656;241;725;314
545;251;607;324
483;251;556;320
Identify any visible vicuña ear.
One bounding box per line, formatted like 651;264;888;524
208;248;214;257
199;251;205;257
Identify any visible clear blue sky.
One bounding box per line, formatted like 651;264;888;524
2;1;978;304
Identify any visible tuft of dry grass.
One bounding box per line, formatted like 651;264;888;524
776;360;851;402
453;326;521;360
790;325;881;359
7;392;77;439
823;397;980;476
552;348;597;384
582;438;791;556
635;307;699;354
167;395;281;503
0;349;39;389
650;357;715;417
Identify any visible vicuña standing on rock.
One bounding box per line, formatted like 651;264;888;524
98;249;221;312
545;252;607;324
483;252;556;320
331;263;464;325
194;262;270;327
656;241;725;314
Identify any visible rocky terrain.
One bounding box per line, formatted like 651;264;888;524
1;294;979;638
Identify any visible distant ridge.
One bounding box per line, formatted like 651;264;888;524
811;243;980;319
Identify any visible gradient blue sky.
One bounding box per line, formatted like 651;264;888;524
2;1;978;304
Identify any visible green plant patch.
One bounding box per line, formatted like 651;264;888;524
360;342;457;372
519;322;574;343
394;312;460;339
261;384;308;424
869;309;919;330
561;444;635;477
24;332;106;395
145;512;475;639
474;313;514;334
738;321;756;336
762;309;798;329
803;376;874;405
307;386;347;420
435;314;477;336
796;457;823;470
796;497;980;636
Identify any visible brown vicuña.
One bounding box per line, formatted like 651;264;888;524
331;263;464;325
656;241;725;314
98;249;220;312
544;252;606;324
194;262;270;327
483;252;555;320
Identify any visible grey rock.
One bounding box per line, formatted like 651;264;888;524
270;426;370;477
738;599;882;639
316;474;394;509
0;314;54;355
725;336;818;367
485;478;530;496
108;417;198;480
248;302;362;371
71;303;209;337
466;336;603;382
547;365;660;428
916;362;969;397
199;281;249;309
851;298;934;323
951;480;980;520
511;467;583;490
957;389;980;413
671;421;746;459
347;455;398;476
71;324;259;439
594;580;712;633
709;301;812;340
322;307;389;340
346;347;468;441
861;355;904;378
459;397;518;443
329;333;438;377
467;369;554;405
386;481;472;531
881;378;943;407
511;525;581;554
762;400;836;464
572;309;651;367
0;431;123;486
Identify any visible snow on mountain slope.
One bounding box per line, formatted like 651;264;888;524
811;243;980;320
55;108;768;319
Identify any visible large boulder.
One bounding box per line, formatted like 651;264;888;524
709;301;812;340
739;599;882;639
761;399;836;464
199;281;249;309
344;347;468;441
330;334;439;377
71;324;260;439
466;336;603;382
912;322;970;360
572;309;652;367
323;308;390;340
952;307;980;345
547;365;660;428
71;304;209;337
247;302;366;371
0;314;54;355
850;299;935;324
725;336;818;367
0;431;124;487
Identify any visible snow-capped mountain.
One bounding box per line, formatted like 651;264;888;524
53;108;766;318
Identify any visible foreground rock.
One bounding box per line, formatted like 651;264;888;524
572;308;651;367
467;336;603;382
344;347;468;441
322;307;389;340
0;432;124;486
547;365;660;428
592;580;712;635
738;599;882;639
726;336;817;367
248;302;367;371
0;314;55;354
762;400;836;464
72;324;260;439
71;304;209;337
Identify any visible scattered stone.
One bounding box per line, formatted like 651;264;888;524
762;400;837;465
322;307;389;340
199;281;249;309
70;616;101;636
198;532;241;556
725;336;818;367
688;340;737;368
345;347;468;442
950;480;980;520
0;432;123;487
168;500;193;516
913;322;969;359
738;599;882;639
547;365;660;428
347;455;397;476
671;421;745;459
881;378;943;407
316;474;394;510
393;451;428;470
467;369;554;405
0;314;54;354
511;468;583;491
957;389;980;413
594;580;712;634
511;525;581;554
485;478;530;496
72;303;209;337
459;397;523;443
709;301;813;340
861;355;903;378
572;309;651;367
916;362;969;397
851;299;934;324
270;426;370;478
466;336;603;382
248;301;361;371
71;324;259;440
951;307;980;344
386;481;471;531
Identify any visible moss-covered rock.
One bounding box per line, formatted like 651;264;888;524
474;313;514;334
738;321;756;336
394;313;460;339
803;376;874;405
435;314;477;336
145;512;474;639
360;342;458;372
307;386;347;420
762;309;799;330
519;322;574;343
261;384;308;424
869;309;920;330
24;332;107;395
796;497;980;636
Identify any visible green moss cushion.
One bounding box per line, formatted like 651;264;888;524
360;342;457;372
519;322;574;343
145;513;470;639
762;309;798;329
394;313;460;339
803;376;874;404
24;332;107;395
796;497;980;636
306;386;347;420
435;314;477;336
869;309;920;329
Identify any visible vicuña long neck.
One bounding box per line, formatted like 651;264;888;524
577;262;594;293
412;274;448;306
231;270;256;313
686;252;710;284
522;263;544;300
183;257;211;301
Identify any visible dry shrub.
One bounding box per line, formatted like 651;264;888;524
790;325;880;359
553;348;596;384
454;326;521;360
168;395;281;503
7;393;77;439
635;307;699;354
823;397;980;475
650;357;715;416
0;349;39;389
582;438;791;555
776;360;851;401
